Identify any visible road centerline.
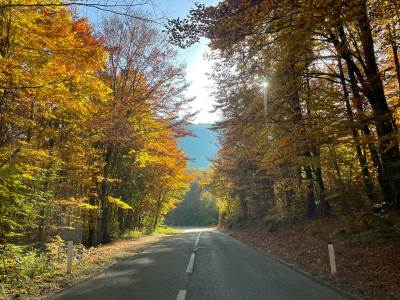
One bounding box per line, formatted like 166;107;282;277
194;232;201;249
185;232;201;274
186;252;196;273
176;290;187;300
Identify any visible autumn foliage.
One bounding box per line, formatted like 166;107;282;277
169;0;400;228
0;0;191;280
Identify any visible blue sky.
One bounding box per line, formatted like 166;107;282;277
80;0;220;124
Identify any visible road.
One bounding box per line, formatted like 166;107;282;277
52;228;353;300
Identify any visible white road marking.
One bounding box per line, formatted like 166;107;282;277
176;290;187;300
186;252;196;273
194;232;201;248
177;232;202;297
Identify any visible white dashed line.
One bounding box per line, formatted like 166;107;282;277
194;232;201;248
186;252;196;273
178;232;202;297
176;289;187;300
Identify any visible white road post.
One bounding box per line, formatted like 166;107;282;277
328;243;336;274
66;241;73;274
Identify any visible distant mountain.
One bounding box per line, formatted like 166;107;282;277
178;123;219;169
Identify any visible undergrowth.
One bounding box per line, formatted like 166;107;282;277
0;236;68;298
154;226;181;235
120;226;179;240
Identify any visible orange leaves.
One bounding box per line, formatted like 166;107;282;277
0;1;110;224
0;3;192;243
0;2;109;118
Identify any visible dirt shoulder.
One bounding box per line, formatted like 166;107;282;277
223;219;400;299
5;235;168;300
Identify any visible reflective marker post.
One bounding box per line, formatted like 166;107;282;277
66;241;73;274
328;243;336;274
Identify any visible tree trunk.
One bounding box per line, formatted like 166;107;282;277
337;57;375;201
100;146;113;244
313;155;330;217
152;194;163;232
305;58;329;216
87;185;97;247
386;24;400;102
356;1;400;207
118;207;124;233
132;196;144;230
304;164;316;219
124;209;133;231
328;145;344;188
332;16;400;207
391;37;400;96
346;57;393;203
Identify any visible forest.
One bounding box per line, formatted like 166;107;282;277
169;0;400;230
166;171;218;227
167;2;400;294
2;0;400;298
0;0;193;288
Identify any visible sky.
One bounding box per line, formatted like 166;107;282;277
153;0;220;124
81;0;220;124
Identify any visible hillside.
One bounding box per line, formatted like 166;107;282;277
178;123;219;169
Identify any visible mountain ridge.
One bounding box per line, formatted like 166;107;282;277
178;123;219;169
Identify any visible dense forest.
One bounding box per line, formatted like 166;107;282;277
166;171;218;226
2;0;400;297
169;0;400;229
0;0;193;285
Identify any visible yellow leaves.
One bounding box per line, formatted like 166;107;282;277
135;151;152;167
0;1;109;125
94;175;104;183
94;176;121;184
126;114;190;213
51;198;97;210
107;196;132;210
0;0;197;245
78;202;98;210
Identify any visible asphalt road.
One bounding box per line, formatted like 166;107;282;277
52;228;353;300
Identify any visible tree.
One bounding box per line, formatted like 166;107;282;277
0;1;192;250
166;171;218;226
167;0;400;228
0;1;109;245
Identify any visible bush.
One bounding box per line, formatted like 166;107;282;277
155;226;180;235
0;244;50;285
121;230;144;240
309;219;324;237
367;212;399;239
45;235;65;265
222;213;244;228
338;211;400;245
263;213;282;232
341;213;369;234
16;250;49;282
